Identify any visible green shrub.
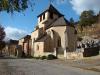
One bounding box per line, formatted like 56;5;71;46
47;54;57;60
40;56;47;60
77;37;83;41
27;56;33;58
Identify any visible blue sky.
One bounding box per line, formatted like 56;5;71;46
0;0;100;40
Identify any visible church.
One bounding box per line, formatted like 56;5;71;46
30;4;77;59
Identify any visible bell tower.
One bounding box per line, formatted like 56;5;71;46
37;4;63;29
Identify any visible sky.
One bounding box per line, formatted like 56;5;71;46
0;0;100;40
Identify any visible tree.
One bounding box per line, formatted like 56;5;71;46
79;10;97;27
0;0;56;13
0;0;30;13
79;10;98;35
0;25;6;54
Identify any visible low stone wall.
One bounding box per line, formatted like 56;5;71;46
34;52;55;57
57;54;64;59
66;52;83;59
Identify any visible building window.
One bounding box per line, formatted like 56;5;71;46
58;38;61;47
40;16;42;22
37;45;39;50
43;13;45;20
50;12;53;19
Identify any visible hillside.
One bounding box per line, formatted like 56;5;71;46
76;13;100;39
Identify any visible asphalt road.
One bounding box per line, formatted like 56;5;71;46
0;59;100;75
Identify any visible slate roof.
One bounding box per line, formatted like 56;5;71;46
19;35;31;40
7;39;18;45
37;4;63;17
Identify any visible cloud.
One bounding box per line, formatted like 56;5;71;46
70;0;100;15
4;26;28;41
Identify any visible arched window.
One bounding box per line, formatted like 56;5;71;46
40;16;42;22
58;38;61;47
37;45;39;51
43;13;45;20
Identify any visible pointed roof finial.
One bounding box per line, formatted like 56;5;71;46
49;0;54;6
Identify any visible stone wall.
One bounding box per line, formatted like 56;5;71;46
34;42;44;57
66;26;77;52
48;26;66;48
66;52;83;59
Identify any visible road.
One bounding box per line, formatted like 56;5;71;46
0;59;100;75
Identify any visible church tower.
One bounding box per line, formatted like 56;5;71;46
37;4;63;29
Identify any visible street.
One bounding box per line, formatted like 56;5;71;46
0;59;100;75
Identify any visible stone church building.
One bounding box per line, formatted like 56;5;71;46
31;4;77;59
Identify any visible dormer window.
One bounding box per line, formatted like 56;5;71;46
43;13;45;20
50;12;53;19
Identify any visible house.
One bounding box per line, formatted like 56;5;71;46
3;39;18;57
18;35;31;57
31;4;77;59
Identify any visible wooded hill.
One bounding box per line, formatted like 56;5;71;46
76;12;100;39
